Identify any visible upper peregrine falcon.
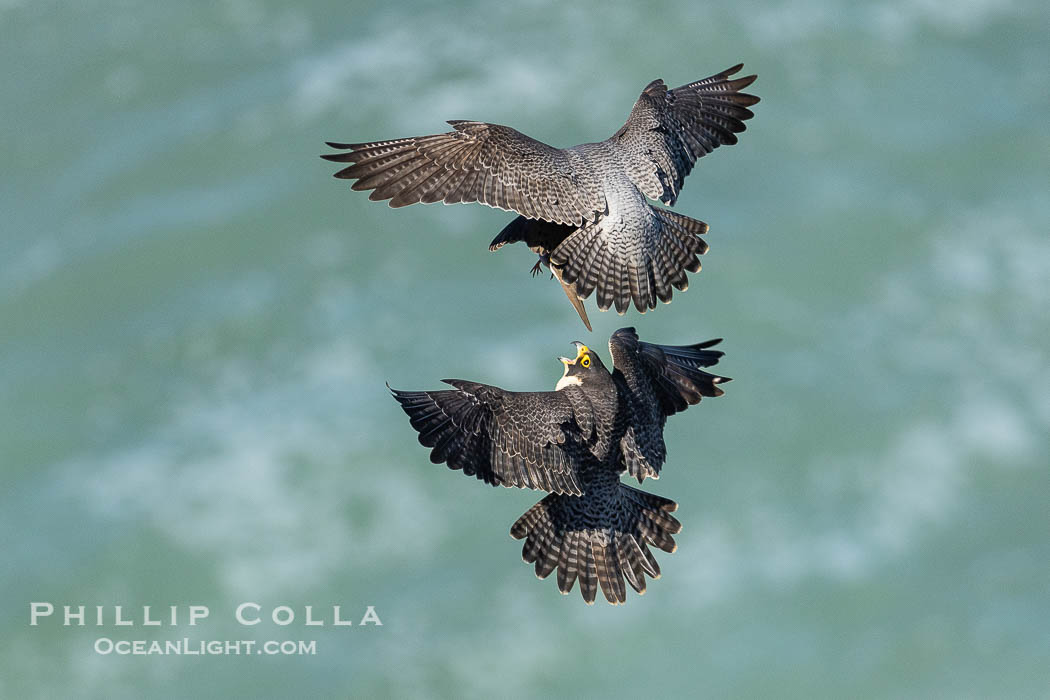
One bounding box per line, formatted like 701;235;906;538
324;65;759;330
389;327;729;604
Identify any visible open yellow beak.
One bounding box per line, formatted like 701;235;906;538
559;342;589;365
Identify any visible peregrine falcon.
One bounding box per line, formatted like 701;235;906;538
389;327;729;604
323;65;759;330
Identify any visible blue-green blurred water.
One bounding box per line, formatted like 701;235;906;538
3;0;1048;697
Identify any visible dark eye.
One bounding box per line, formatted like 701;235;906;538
581;356;591;368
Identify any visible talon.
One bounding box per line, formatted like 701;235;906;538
529;252;551;278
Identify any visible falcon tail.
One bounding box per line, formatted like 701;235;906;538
510;484;681;605
552;207;709;315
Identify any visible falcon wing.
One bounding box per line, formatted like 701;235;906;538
614;64;759;205
608;327;730;482
389;380;589;496
323;121;605;226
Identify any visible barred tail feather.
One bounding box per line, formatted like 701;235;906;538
551;207;708;315
509;484;682;605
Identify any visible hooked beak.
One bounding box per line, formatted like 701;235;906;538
559;341;589;365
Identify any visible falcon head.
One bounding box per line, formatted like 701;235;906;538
556;341;607;390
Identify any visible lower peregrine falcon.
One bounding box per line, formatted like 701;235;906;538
389;327;729;604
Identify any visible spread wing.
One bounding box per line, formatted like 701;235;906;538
389;380;592;496
614;64;759;205
608;327;730;482
323;121;606;226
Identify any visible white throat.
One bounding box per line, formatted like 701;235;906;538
555;374;582;391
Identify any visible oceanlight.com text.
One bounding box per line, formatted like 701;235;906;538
94;638;317;656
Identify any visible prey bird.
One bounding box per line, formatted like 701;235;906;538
324;65;759;330
389;327;730;604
